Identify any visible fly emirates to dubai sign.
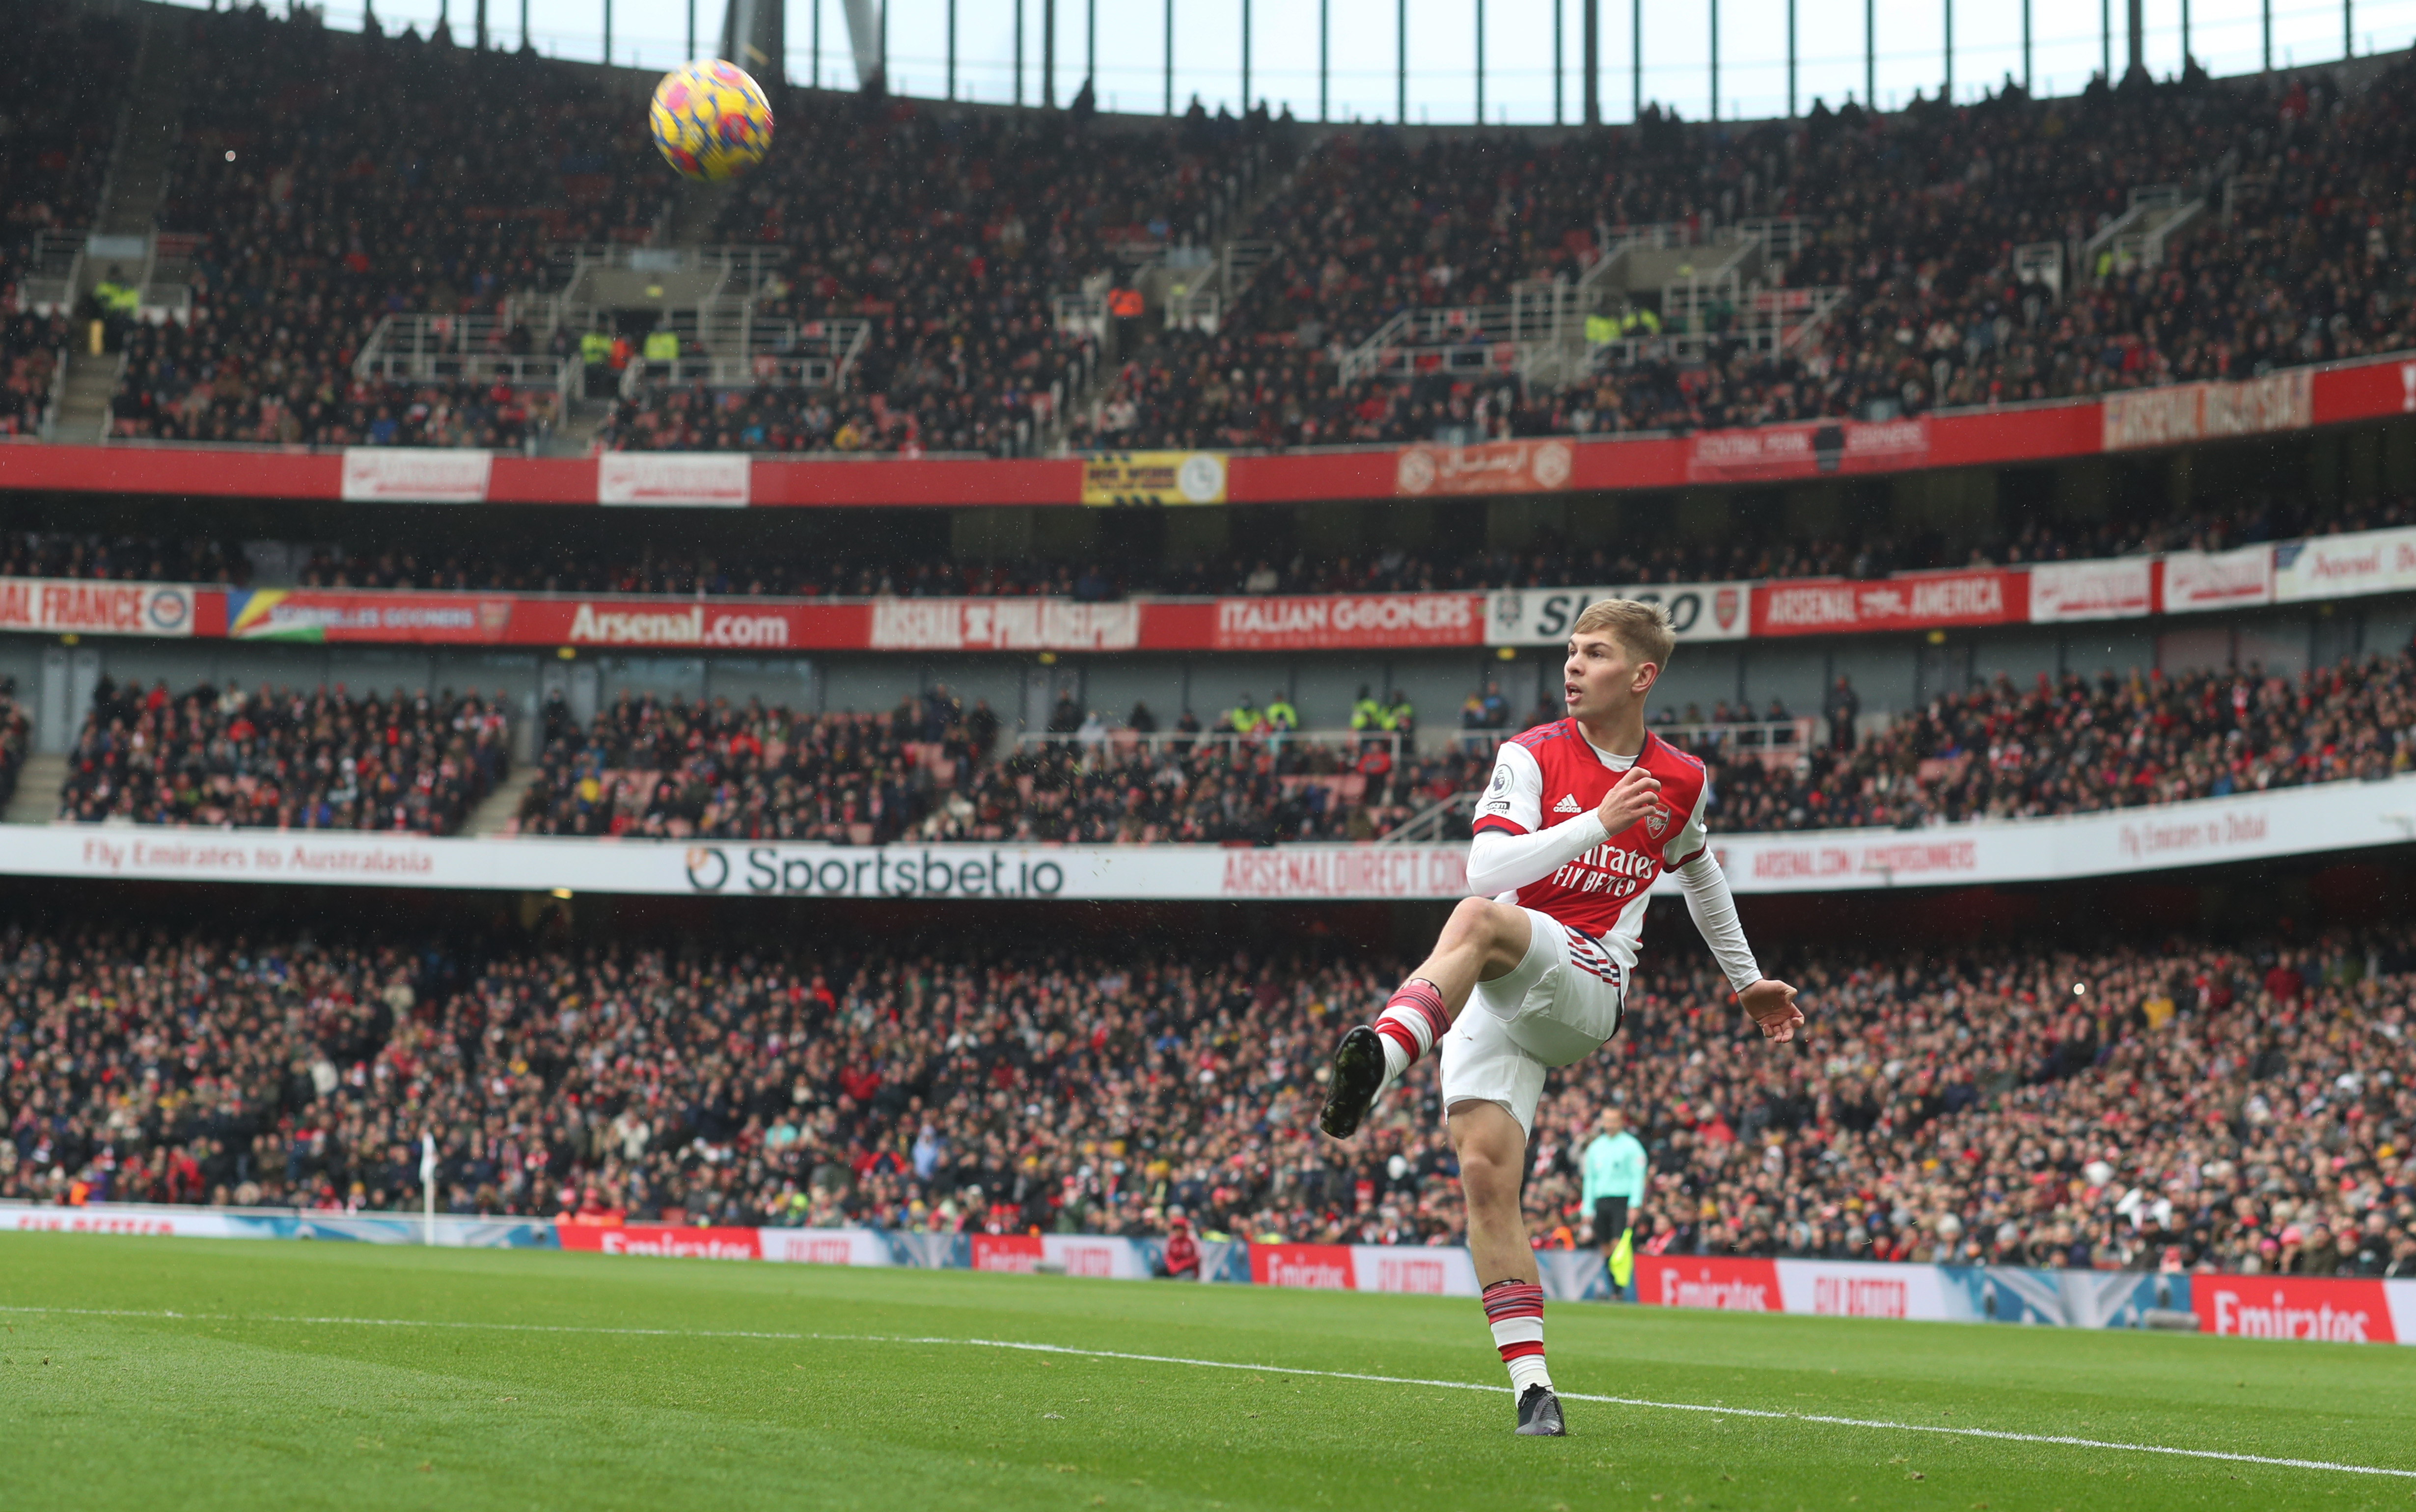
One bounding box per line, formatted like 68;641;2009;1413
5;772;2410;898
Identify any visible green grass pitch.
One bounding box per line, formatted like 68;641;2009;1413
3;1233;2412;1511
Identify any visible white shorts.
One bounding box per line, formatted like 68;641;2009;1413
1438;907;1627;1138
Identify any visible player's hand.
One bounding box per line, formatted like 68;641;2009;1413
1738;979;1803;1043
1594;765;1663;834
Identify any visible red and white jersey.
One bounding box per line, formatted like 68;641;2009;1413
1470;720;1711;964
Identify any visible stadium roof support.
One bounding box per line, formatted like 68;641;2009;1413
720;0;787;79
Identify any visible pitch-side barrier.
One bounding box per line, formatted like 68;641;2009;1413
13;772;2415;898
7;1201;2410;1346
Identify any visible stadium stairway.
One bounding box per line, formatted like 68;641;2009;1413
94;12;191;242
4;756;68;826
1052;136;1310;449
49;9;192;445
462;768;541;836
46;356;122;446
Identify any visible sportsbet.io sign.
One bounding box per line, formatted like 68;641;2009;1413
683;846;1069;899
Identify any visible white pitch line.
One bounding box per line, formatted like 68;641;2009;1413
5;1303;2412;1482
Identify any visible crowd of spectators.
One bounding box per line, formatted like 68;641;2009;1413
512;686;1481;844
56;677;509;833
0;311;72;440
3;488;2406;603
0;0;131;288
0;0;131;439
1098;61;2416;447
82;4;2416;461
1684;647;2416;833
101;6;644;448
91;3;1276;456
456;639;2416;848
1;915;2409;1281
0;683;32;812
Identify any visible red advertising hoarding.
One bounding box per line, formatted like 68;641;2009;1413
1751;569;2028;636
1635;1255;1783;1311
2193;1275;2398;1343
552;1223;764;1260
1159;592;1487;652
1248;1242;1356;1290
969;1234;1047;1273
6;350;2416;509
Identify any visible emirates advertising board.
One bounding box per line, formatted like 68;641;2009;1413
13;1199;2414;1348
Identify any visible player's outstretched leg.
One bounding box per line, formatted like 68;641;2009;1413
1318;901;1530;1139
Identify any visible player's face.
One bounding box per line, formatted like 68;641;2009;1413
1564;632;1658;720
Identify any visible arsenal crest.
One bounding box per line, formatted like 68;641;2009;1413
1646;804;1670;838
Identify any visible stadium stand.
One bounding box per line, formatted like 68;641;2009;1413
0;921;2408;1279
2;486;2408;596
98;5;1264;456
508;690;1475;843
45;2;2416;457
0;0;136;439
54;678;509;832
1079;65;2416;446
45;640;2407;843
496;647;2410;842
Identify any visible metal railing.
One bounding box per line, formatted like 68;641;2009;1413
1373;787;1479;845
353;314;577;391
2013;242;2065;301
1015;726;1405;762
621;318;871;392
1652;716;1818;758
551;243;788;287
12;229;90;316
37;347;70;440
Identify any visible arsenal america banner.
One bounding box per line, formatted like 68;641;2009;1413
1751;569;2028;636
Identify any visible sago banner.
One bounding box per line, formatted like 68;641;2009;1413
1484;582;1752;645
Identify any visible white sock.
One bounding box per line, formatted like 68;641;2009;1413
1483;1281;1551;1395
1372;980;1449;1092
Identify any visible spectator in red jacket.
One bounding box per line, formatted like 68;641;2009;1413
1162;1216;1201;1280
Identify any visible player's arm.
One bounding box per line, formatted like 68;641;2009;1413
1466;750;1662;896
1666;787;1802;1044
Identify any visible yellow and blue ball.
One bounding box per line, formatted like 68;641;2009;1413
649;59;774;181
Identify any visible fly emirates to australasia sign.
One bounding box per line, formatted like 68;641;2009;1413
4;774;2409;899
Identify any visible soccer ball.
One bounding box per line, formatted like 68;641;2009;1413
649;59;774;181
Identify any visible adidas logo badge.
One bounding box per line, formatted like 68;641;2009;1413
1553;794;1584;814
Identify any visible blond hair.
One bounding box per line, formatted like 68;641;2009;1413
1572;597;1676;672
